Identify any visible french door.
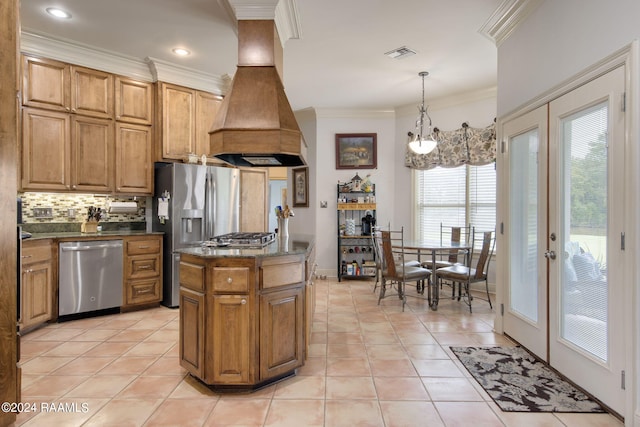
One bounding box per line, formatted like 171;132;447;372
503;66;626;414
503;104;548;359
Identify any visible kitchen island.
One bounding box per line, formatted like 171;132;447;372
177;234;316;391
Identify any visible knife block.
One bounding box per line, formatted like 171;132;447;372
81;221;99;233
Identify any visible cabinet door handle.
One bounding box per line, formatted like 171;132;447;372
240;299;247;305
138;265;151;270
138;245;150;249
21;255;32;259
227;277;233;284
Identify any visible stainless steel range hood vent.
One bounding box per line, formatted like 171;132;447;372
209;20;307;167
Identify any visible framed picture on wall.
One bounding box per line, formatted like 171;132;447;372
335;133;377;169
292;167;309;207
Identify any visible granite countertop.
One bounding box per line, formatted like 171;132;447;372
177;233;315;259
24;230;163;241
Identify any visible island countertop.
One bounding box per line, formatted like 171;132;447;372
176;233;315;259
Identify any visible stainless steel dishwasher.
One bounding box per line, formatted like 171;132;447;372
59;240;123;316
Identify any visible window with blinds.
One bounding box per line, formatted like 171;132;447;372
415;163;496;247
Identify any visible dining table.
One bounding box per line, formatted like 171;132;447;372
400;239;472;310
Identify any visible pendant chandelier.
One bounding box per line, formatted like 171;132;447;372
408;71;438;154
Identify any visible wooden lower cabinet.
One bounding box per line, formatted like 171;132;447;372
211;294;251;384
123;235;162;308
179;252;306;389
20;239;54;331
259;287;304;380
179;287;205;378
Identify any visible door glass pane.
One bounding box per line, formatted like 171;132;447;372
509;129;539;321
561;102;608;361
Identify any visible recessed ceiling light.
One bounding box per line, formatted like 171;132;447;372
46;7;72;19
172;48;191;56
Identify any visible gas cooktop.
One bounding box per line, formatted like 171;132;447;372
209;232;276;248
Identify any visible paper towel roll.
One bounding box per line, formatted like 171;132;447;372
109;201;138;214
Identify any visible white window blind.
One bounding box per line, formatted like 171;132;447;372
415;164;496;246
469;163;497;233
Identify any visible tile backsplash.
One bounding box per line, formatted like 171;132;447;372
19;192;147;224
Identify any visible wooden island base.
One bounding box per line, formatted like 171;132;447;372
178;235;315;390
189;370;296;394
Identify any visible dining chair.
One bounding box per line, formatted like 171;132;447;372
371;225;420;293
421;223;472;270
378;227;431;311
435;229;495;313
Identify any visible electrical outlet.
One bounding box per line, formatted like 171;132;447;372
320;201;328;208
32;207;53;218
67;208;76;218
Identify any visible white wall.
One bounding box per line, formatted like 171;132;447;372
289;108;317;239
302;110;396;277
498;0;640;116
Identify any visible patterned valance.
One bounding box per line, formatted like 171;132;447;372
404;122;496;170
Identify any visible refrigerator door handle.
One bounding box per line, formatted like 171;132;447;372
204;169;213;239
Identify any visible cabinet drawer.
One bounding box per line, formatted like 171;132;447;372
212;267;250;293
126;278;161;305
22;241;52;264
126;238;161;255
127;254;160;279
180;261;206;293
260;255;304;289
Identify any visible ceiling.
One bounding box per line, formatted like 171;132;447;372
19;0;500;112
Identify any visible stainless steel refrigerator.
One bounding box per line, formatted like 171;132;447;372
152;162;240;307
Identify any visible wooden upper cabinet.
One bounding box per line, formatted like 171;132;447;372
70;65;113;118
195;91;223;163
70;116;114;192
240;168;268;232
157;82;223;162
19;54;155;195
22;55;70;111
115;77;153;125
158;82;196;161
21;107;71;191
115;122;153;194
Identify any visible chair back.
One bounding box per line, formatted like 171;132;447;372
441;224;472;263
371;227;384;269
380;228;407;279
380;231;397;278
473;230;495;279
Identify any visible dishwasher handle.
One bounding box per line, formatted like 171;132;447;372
61;243;123;251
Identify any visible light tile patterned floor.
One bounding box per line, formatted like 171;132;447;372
13;279;623;426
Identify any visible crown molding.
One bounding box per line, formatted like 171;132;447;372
314;109;395;119
479;0;544;46
395;86;497;117
146;57;228;95
20;30;230;95
221;0;302;46
275;0;302;43
225;0;279;19
20;30;153;81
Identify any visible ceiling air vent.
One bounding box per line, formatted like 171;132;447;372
384;46;416;59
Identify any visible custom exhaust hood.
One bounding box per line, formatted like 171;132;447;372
209;20;307;167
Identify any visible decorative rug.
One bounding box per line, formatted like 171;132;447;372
450;346;605;413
